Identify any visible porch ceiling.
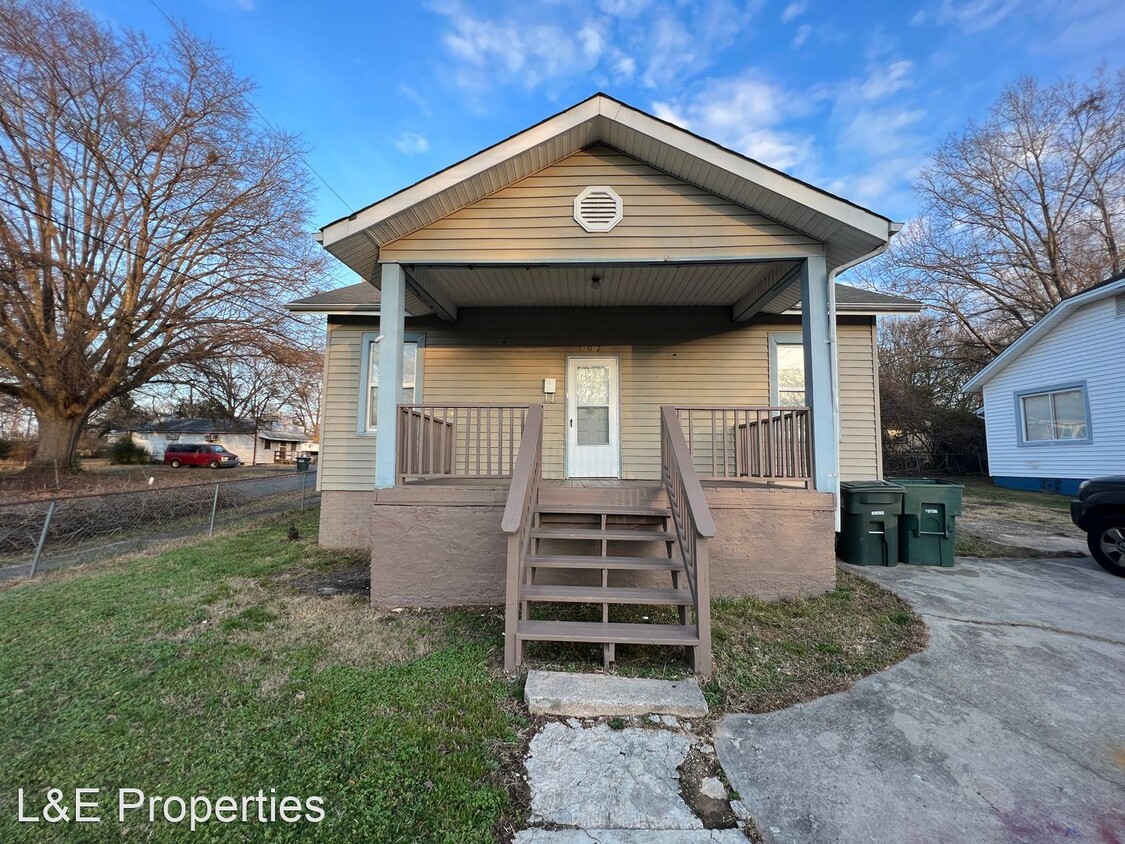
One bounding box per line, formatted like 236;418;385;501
405;261;800;312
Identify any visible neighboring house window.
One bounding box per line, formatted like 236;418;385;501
1017;385;1091;444
770;333;806;407
359;332;424;434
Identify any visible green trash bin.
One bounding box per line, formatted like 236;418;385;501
888;478;963;567
839;481;905;566
295;456;311;473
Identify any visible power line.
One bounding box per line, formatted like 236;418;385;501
145;0;355;215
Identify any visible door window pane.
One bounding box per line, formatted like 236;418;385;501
575;365;610;406
577;406;610;445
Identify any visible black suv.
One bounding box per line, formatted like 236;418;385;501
1070;476;1125;577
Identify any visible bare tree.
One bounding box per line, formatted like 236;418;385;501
0;0;325;467
865;69;1125;356
170;339;323;428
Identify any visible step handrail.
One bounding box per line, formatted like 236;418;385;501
660;404;715;677
502;404;544;672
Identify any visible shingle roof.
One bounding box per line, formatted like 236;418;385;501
832;285;922;311
135;417;257;435
286;282;379;312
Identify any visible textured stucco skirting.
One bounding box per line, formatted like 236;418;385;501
333;486;836;606
705;487;837;600
369;505;508;607
319;490;375;549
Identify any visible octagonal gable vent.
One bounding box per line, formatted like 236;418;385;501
574;186;623;233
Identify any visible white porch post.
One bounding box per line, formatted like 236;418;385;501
800;255;839;500
374;262;406;489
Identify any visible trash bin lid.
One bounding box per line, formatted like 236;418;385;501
840;480;905;492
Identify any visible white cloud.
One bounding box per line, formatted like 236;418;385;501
934;0;1020;32
597;0;652;16
857;60;914;101
393;132;430;154
431;0;761;95
613;55;637;80
438;5;605;91
652;75;816;172
792;23;813;47
781;2;806;22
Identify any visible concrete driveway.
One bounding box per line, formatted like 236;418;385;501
715;557;1125;844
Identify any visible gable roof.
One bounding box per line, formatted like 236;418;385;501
286;280;921;316
318;93;899;279
963;271;1125;393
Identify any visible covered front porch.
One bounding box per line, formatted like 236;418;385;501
311;95;900;675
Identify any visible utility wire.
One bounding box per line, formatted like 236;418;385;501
146;0;355;215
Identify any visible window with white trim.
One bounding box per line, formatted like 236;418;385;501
362;336;421;433
770;333;806;407
1019;386;1089;442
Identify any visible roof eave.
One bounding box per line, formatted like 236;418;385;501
962;276;1125;392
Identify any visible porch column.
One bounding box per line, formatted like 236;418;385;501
374;262;406;489
800;255;839;499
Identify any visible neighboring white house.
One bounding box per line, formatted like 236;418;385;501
964;271;1125;495
114;417;313;465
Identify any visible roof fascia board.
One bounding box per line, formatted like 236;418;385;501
320;99;601;250
963;278;1125;392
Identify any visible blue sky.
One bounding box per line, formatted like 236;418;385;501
90;0;1124;267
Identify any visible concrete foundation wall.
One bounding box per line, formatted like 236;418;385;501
369;505;508;606
319;490;375;550
321;487;837;607
708;490;837;599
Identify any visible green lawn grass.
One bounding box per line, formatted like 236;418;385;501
0;511;523;843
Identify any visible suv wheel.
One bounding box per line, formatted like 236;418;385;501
169;458;182;468
1088;515;1125;578
209;459;221;469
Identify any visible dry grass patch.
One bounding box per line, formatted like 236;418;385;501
706;569;927;713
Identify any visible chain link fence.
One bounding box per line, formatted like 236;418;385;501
0;470;319;580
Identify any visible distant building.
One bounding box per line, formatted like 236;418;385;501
112;417;315;465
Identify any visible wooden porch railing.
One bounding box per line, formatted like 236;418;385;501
397;404;530;482
674;406;811;487
501;405;544;673
660;405;716;677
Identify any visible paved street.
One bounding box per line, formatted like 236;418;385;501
716;557;1125;844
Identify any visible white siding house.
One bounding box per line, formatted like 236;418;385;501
964;273;1125;494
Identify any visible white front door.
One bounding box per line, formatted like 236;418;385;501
566;356;620;478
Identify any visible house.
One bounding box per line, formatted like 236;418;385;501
121;418;311;465
963;270;1125;495
291;94;919;675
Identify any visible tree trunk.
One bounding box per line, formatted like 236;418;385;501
32;411;86;467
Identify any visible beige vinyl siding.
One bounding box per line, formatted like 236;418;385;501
319;322;376;491
319;311;882;488
380;145;821;264
837;319;882;482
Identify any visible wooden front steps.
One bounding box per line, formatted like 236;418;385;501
514;493;698;669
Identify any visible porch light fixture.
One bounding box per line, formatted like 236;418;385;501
591;275;602;291
574;186;623;232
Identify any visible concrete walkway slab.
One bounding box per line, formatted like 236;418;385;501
525;722;702;830
716;556;1125;844
514;830;749;843
525;670;708;717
